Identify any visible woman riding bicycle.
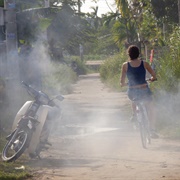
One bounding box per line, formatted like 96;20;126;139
120;45;158;138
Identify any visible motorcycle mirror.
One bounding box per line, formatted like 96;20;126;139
56;95;64;101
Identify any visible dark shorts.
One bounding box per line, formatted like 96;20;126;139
127;87;152;101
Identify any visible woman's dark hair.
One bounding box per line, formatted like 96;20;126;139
127;45;140;60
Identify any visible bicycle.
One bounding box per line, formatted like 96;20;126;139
132;79;157;149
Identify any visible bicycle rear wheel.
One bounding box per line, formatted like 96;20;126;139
139;122;151;148
138;105;151;149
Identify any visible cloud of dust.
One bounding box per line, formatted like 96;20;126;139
154;87;180;129
4;4;180;168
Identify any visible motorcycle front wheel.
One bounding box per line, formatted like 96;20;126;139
2;128;31;162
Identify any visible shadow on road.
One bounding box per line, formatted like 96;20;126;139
26;158;101;169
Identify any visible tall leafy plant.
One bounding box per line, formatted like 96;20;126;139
100;48;127;89
168;26;180;62
157;26;180;93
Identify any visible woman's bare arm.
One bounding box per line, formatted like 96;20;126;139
144;61;156;80
120;62;127;87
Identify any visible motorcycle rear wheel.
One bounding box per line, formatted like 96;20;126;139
2;128;31;162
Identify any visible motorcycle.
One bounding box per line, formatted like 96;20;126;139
1;81;64;162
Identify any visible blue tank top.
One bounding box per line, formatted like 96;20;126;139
127;61;147;86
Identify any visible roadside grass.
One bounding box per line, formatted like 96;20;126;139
0;162;32;180
0;158;32;180
153;91;180;139
100;52;126;90
43;62;78;95
70;56;87;75
0;137;32;180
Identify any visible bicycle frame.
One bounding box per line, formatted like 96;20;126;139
134;100;151;148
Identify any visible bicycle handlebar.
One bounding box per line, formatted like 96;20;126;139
146;78;157;82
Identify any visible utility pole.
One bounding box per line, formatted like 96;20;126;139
4;0;19;79
77;0;81;13
0;1;19;133
3;0;21;111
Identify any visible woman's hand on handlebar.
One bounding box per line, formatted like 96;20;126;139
147;77;157;82
120;82;128;87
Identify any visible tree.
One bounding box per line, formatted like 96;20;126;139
129;1;161;44
103;0;139;46
115;0;129;18
178;0;180;25
15;0;86;12
0;0;3;7
151;0;178;24
46;4;95;60
77;0;85;13
16;0;98;61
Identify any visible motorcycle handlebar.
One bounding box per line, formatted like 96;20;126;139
21;81;64;107
48;95;64;108
21;81;39;97
21;81;28;87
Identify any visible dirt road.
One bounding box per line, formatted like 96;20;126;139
28;73;180;180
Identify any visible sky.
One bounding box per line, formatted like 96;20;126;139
81;0;116;16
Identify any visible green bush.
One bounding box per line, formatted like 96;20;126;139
0;162;31;180
156;26;180;93
100;50;127;90
153;26;180;135
70;56;87;75
43;62;78;94
155;49;178;93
